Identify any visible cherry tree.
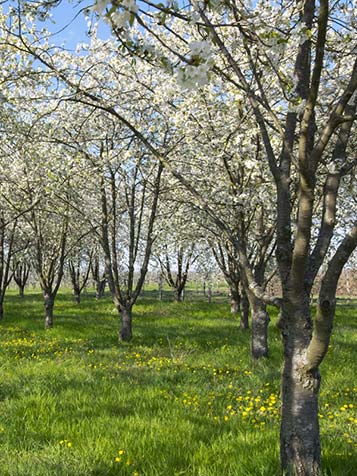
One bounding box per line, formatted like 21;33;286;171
67;247;93;304
4;2;357;473
87;1;357;472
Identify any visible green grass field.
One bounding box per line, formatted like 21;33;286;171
0;290;356;476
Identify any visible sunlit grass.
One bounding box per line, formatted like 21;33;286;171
0;289;356;475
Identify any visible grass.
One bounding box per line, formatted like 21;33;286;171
0;289;356;476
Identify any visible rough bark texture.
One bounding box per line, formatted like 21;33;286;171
280;359;321;475
280;298;321;476
250;294;269;358
119;307;133;341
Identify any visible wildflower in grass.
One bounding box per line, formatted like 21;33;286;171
59;439;72;448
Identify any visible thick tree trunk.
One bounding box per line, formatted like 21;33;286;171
119;307;133;342
280;294;321;476
250;294;269;358
44;293;55;329
280;353;321;475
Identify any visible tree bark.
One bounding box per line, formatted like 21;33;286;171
280;361;321;475
250;294;269;358
280;299;321;476
279;224;357;475
95;279;106;299
230;285;240;314
240;284;249;330
19;285;25;298
174;287;184;302
0;297;3;320
44;293;55;329
119;307;133;341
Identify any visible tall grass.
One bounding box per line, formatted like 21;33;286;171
0;290;356;475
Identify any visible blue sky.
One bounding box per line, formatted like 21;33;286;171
40;1;111;49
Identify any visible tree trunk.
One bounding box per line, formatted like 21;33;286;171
158;276;163;300
279;295;321;476
119;307;133;342
280;329;320;473
240;285;249;329
230;286;240;314
44;293;55;329
250;294;269;358
72;284;80;304
19;285;25;298
0;297;3;320
174;288;183;302
280;356;321;475
207;285;212;303
95;279;105;299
